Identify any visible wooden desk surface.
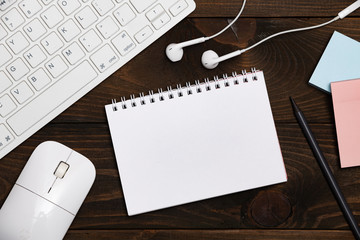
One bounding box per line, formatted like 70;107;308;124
1;0;360;239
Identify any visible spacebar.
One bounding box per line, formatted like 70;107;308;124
7;61;98;136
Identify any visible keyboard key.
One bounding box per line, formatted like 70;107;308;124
24;45;47;68
7;61;98;136
28;68;51;91
58;19;81;42
134;26;153;43
112;31;136;56
41;0;53;5
41;32;64;55
113;3;136;26
0;0;197;160
41;5;64;28
97;16;119;39
0;94;17;117
19;0;43;18
146;4;165;22
62;42;85;65
11;81;34;104
45;55;68;78
0;0;16;11
0;125;14;151
2;8;25;31
6;31;30;54
90;44;119;72
0;44;12;67
0;23;8;40
58;0;81;15
92;0;114;16
0;72;12;93
75;6;98;29
130;0;156;13
169;0;188;16
23;18;47;41
152;13;170;30
7;58;29;81
79;29;102;52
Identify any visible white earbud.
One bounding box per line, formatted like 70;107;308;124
168;0;360;69
201;50;220;69
201;0;360;69
201;50;243;69
166;0;247;63
166;37;206;62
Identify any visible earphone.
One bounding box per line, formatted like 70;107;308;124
165;0;247;62
166;0;360;69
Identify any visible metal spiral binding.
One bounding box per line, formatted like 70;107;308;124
111;99;117;111
232;72;239;85
139;92;146;105
242;70;248;82
204;78;211;91
251;67;258;81
195;80;202;93
130;94;136;107
186;82;192;95
214;76;221;89
112;68;260;111
167;86;174;99
158;88;164;101
119;97;126;109
223;74;230;87
149;90;155;103
176;84;183;97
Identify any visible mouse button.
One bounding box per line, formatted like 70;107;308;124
67;150;96;184
45;152;96;214
16;142;72;195
54;161;70;179
0;184;74;240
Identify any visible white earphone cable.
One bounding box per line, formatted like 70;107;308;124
241;16;340;54
203;0;339;53
205;0;247;41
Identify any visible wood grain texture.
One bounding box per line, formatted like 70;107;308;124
1;124;359;232
54;18;360;124
191;0;360;17
1;0;360;239
65;229;355;240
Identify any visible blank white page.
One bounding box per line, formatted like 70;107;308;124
105;71;287;216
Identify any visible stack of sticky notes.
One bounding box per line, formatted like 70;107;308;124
309;31;360;168
331;79;360;168
309;31;360;93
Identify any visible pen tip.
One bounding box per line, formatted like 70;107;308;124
289;96;300;112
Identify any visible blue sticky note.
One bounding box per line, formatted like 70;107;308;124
308;31;360;93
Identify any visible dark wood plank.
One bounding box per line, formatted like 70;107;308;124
53;18;360;124
1;1;360;239
65;229;355;240
1;124;359;230
191;0;360;17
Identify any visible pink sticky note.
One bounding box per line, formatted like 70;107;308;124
331;78;360;168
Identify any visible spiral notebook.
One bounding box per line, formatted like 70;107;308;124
105;69;287;216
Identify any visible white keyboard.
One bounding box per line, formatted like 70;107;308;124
0;0;196;159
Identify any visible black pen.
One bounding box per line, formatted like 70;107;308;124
290;97;360;240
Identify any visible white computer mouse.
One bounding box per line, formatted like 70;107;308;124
0;141;96;240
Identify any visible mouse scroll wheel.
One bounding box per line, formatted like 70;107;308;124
54;161;70;179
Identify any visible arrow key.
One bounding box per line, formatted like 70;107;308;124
134;25;153;44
